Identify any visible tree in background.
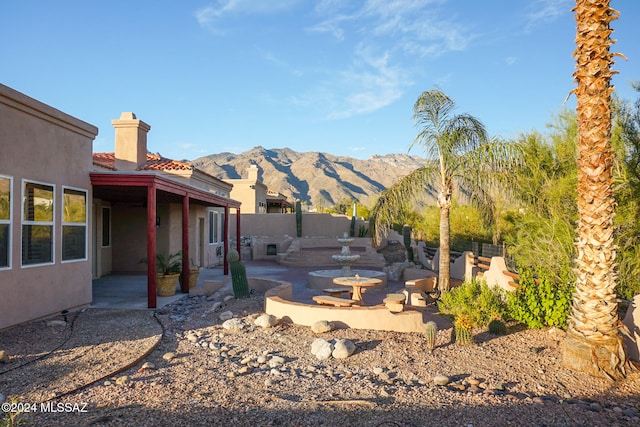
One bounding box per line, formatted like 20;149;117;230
370;89;519;291
561;0;629;379
613;83;640;299
502;117;578;284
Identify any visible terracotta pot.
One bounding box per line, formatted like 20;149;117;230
188;269;200;288
157;273;179;296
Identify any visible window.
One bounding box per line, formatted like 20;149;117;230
62;187;87;262
22;180;54;266
0;175;11;269
102;207;111;247
208;209;224;244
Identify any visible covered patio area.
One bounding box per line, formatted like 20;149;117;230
91;172;241;309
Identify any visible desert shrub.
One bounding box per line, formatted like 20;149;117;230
437;278;506;328
506;267;573;329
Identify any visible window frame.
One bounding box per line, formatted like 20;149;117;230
208;209;224;245
61;186;88;263
0;175;12;270
21;179;55;267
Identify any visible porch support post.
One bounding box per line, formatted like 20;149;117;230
223;205;230;275
146;183;157;308
236;207;241;257
181;195;190;293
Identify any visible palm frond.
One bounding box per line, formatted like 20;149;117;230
370;164;438;245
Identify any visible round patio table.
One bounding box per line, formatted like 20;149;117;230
332;276;382;305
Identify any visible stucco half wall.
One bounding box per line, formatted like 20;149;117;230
252;277;435;333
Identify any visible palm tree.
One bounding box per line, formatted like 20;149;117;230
560;0;629;379
370;89;518;292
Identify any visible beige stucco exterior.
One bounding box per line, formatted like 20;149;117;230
224;165;268;213
0;84;98;330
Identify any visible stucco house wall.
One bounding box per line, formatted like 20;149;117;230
0;84;98;330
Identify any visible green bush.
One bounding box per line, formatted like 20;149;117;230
437;278;506;328
506;267;573;329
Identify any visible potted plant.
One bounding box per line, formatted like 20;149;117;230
154;251;182;296
179;258;201;289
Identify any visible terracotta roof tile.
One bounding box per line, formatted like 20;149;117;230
140;153;193;171
92;152;116;170
92;152;193;171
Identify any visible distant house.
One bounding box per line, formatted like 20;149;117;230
225;164;293;213
0;84;240;330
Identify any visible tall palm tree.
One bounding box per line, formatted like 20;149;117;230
370;89;518;291
560;0;629;379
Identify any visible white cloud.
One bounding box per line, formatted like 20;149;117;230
257;48;304;77
308;0;473;56
327;44;411;119
505;56;517;66
524;0;572;33
195;0;299;30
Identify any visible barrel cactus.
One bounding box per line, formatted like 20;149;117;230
228;249;249;298
488;319;507;336
424;321;438;352
453;316;474;345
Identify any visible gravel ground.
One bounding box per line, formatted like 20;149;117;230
2;290;639;427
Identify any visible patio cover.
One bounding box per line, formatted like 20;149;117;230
91;172;241;308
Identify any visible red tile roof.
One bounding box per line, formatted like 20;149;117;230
92;152;229;186
92;152;193;171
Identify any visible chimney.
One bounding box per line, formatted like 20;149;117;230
112;112;151;171
247;164;260;182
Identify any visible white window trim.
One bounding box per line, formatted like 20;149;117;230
0;175;12;270
21;178;55;268
61;186;88;263
208;208;224;245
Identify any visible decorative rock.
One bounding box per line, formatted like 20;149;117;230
268;356;286;368
46;320;66;327
257;355;268;364
222;318;244;332
103;380;113;386
219;311;234;321
310;338;334;361
224;295;235;302
0;350;8;363
373;367;384;375
332;339;356;359
311;320;334;334
140;362;156;370
254;314;277;328
467;378;480;386
115;375;130;386
433;375;450;386
162;352;177;361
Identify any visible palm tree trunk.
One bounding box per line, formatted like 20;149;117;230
560;0;628;380
438;190;451;292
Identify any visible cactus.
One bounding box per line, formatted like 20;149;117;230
454;316;474;345
228;249;249;298
349;215;356;237
424;321;438;352
402;224;414;262
295;200;302;237
488;319;507;336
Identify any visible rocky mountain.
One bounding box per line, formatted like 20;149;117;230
191;146;428;208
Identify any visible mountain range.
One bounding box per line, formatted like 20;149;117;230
191;146;427;208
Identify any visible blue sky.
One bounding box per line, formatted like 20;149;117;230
2;0;639;160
